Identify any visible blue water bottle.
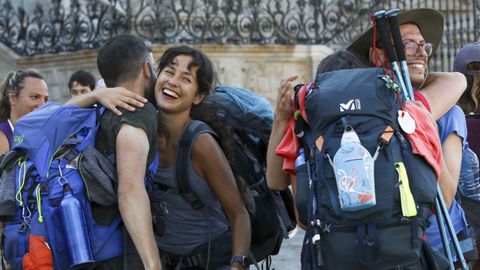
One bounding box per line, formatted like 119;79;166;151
59;183;94;267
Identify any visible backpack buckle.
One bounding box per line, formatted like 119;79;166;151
17;221;29;235
184;193;204;209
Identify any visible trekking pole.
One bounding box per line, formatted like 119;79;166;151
309;165;325;268
436;186;469;270
434;195;455;270
373;10;410;101
385;9;415;101
379;8;467;269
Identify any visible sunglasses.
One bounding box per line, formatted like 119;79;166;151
403;41;433;57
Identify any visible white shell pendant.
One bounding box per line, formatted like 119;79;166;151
398;110;416;134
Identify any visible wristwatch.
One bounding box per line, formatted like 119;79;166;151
230;255;251;268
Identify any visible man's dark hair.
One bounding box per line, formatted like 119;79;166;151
316;50;366;76
68;70;96;91
97;34;151;87
157;45;215;96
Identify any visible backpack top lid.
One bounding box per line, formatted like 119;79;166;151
306;67;399;135
12;102;99;177
204;86;274;145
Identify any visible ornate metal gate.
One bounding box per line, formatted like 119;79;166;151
0;0;478;71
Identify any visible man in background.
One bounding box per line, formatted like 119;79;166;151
68;70;96;97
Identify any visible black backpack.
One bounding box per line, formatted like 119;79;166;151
295;68;439;269
179;86;296;263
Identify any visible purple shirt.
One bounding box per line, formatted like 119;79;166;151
466;114;480;158
0;119;13;149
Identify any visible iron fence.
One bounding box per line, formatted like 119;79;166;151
0;0;478;71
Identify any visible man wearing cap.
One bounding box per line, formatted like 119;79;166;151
348;7;467;207
348;8;466;122
349;8;472;266
455;42;480;155
454;42;480;270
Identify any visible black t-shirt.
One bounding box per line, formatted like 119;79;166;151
96;102;158;167
93;103;158;226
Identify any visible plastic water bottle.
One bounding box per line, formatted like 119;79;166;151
59;183;94;267
459;147;480;201
331;125;376;211
295;148;306;168
295;148;309;225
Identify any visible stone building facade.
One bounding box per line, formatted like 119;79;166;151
6;44;331;104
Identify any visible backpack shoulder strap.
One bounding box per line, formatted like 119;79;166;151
175;120;217;209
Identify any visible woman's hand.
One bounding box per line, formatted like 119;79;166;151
275;75;297;123
95;87;148;116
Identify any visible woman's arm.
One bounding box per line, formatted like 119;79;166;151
65;87;147;116
419;72;467;120
438;133;462;208
266;75;298;190
290;175;307;230
0;132;10;154
193;133;251;268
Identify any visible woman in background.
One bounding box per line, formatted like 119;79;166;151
0;70;49;154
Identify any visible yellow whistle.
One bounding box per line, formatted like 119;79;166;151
395;162;417;217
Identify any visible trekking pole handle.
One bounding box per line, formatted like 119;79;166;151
374;11;397;64
385;9;406;62
374;10;386;19
375;10;411;101
386;8;415;101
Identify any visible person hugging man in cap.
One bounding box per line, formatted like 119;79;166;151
454;42;480;270
348;8;474;266
455;42;480;155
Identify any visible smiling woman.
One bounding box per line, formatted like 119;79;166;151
152;46;251;270
0;70;49;154
0;69;48;270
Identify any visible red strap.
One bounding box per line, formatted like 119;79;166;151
414;92;431;112
370;14;381;68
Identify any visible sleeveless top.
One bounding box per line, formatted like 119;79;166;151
0;119;13;148
154;138;229;255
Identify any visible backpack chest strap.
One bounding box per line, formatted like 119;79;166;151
175;120;217;209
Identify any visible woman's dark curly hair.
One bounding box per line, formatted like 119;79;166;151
156;45;217;139
156;45;215;98
190;100;256;214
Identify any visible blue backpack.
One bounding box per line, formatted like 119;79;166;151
0;103;158;269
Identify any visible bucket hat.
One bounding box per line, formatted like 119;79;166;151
453;42;480;76
347;8;444;65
